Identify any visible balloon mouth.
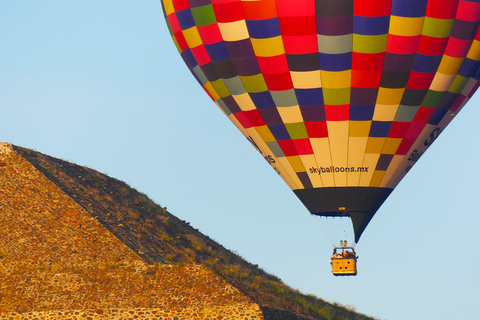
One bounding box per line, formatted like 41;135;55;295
294;187;393;242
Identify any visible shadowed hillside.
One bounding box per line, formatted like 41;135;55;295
0;143;375;320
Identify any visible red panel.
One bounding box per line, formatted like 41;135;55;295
325;105;349;121
305;121;328;138
388;121;410;138
406;71;435;90
352;69;382;88
293;138;314;155
395;139;414;155
450;94;466;112
233;112;252;129
244;109;266;127
456;0;480;22
242;0;278;20
279;16;316;36
352;52;385;70
278;140;299;157
263;72;294;91
174;31;189;52
425;0;459;19
172;0;190;11
276;0;315;17
282;35;318;54
191;45;211;66
386;35;421;55
412;106;435;123
197;24;223;45
417;36;449;56
167;14;181;34
445;38;473;58
404;122;425;140
212;1;244;22
354;0;391;16
257;55;290;73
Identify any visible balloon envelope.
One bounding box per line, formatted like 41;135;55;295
161;0;480;242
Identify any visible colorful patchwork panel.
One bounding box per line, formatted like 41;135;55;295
162;0;480;216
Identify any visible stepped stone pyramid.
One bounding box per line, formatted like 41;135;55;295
0;143;374;320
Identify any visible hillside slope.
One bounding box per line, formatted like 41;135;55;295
0;143;375;320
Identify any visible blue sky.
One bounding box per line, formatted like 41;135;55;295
1;2;479;319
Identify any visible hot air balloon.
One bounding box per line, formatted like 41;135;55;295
161;0;480;275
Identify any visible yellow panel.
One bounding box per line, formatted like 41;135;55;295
218;20;249;42
467;40;480;60
310;138;335;187
320;70;351;89
182;27;203;48
380;154;404;187
232;93;257;111
203;82;219;100
429;73;456;92
382;138;402;154
358;153;379;186
372;104;399;121
347;137;368;186
255;125;276;142
376;88;405;105
437;56;463;75
277;105;303;123
251;36;285;57
277;157;303;189
287;155;305;172
302;154;324;188
349;121;371;137
162;0;175;15
290;71;322;89
369;170;386;187
365;137;386;154
389;16;424;36
328;121;349;186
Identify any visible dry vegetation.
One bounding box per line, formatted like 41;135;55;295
15;146;375;320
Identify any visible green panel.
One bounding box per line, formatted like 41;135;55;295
193;65;208;85
211;79;230;98
394;105;420;122
318;34;352;54
285;122;308;139
191;5;216;27
422;90;446;108
240;74;268;93
271;89;298;107
223;76;247;95
449;75;469;94
266;141;285;158
422;17;454;38
323;87;351;105
352;34;388;54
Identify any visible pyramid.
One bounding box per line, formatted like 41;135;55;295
0;143;373;320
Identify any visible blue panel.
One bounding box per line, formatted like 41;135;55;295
391;0;428;17
412;54;442;73
205;42;230;62
181;49;197;70
176;9;196;30
458;58;480;78
428;108;447;125
353;16;390;35
250;91;277;109
350;104;375;120
295;88;324;105
318;52;352;71
246;18;281;39
269;124;291;140
369;121;392;137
